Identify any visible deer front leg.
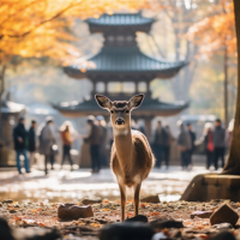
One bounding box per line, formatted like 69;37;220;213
119;183;126;221
134;182;141;216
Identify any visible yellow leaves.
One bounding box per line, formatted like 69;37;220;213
187;1;236;56
89;223;101;228
101;208;110;211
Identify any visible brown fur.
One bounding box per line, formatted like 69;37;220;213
95;94;155;221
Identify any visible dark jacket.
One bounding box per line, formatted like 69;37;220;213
213;126;225;148
28;127;36;152
13;123;28;150
188;130;196;151
178;128;192;150
86;124;101;145
153;128;168;146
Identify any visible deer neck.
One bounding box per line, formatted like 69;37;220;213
113;126;134;171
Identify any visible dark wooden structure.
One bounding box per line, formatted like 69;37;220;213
53;12;189;136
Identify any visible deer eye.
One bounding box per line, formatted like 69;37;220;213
110;110;114;114
126;110;129;114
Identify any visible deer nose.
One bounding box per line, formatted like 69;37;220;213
116;118;124;125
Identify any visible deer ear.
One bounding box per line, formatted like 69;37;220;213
128;94;145;110
95;94;112;110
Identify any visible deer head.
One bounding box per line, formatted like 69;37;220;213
95;94;144;134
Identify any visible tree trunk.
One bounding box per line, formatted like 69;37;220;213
222;0;240;174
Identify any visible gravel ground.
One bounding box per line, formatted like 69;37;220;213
1;199;240;239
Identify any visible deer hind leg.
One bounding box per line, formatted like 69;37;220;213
134;182;142;216
119;183;126;221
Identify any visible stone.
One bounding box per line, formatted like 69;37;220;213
0;217;14;240
82;198;102;205
125;215;148;223
210;203;239;226
190;210;213;219
100;222;155;240
9;209;17;213
209;231;236;240
152;232;168;240
212;222;233;230
149;219;183;229
58;203;93;220
2;199;13;204
140;194;160;203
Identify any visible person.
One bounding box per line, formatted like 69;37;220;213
59;121;74;171
96;115;108;167
213;118;226;170
186;123;196;167
39;116;57;175
164;125;174;169
28;120;37;170
177;121;192;170
203;122;215;169
84;115;101;173
153;120;168;168
13;117;30;174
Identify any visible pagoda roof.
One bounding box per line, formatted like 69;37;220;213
52;98;189;118
64;46;187;79
86;12;155;27
2;100;26;115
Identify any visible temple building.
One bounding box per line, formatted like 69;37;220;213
53;12;189;136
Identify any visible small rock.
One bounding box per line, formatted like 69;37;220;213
58;203;93;220
9;209;17;214
140;194;160;203
100;222;155;240
210;203;239;226
82;198;102;205
212;222;233;230
209;231;236;240
0;203;2;208
150;219;183;229
125;215;148;223
152;232;168;240
2;199;13;204
190;210;213;219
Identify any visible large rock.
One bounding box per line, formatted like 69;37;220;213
209;231;236;240
58;203;93;220
0;217;14;240
150;219;183;229
190;210;213;219
210;203;239;226
81;198;102;205
140;194;160;203
100;222;155;240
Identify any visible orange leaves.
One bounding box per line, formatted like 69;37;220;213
101;208;110;212
187;1;236;55
90;223;101;228
126;212;133;217
140;203;149;208
149;212;161;216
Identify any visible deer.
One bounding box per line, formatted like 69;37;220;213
95;93;155;221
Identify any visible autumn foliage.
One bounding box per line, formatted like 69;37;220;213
187;0;236;56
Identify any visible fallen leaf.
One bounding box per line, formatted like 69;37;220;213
90;223;100;228
102;208;110;212
126;213;133;217
150;212;161;216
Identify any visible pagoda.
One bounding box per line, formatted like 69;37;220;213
53;12;189;136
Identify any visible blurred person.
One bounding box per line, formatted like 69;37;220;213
28;120;37;169
203;122;215;169
59;121;78;171
39;116;57;175
13;117;30;174
84;115;101;173
96;115;108;167
177;121;191;170
213;118;226;170
186;123;196;168
164;125;174;169
153;120;168;168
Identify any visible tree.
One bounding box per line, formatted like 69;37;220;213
187;0;236;125
222;0;240;175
